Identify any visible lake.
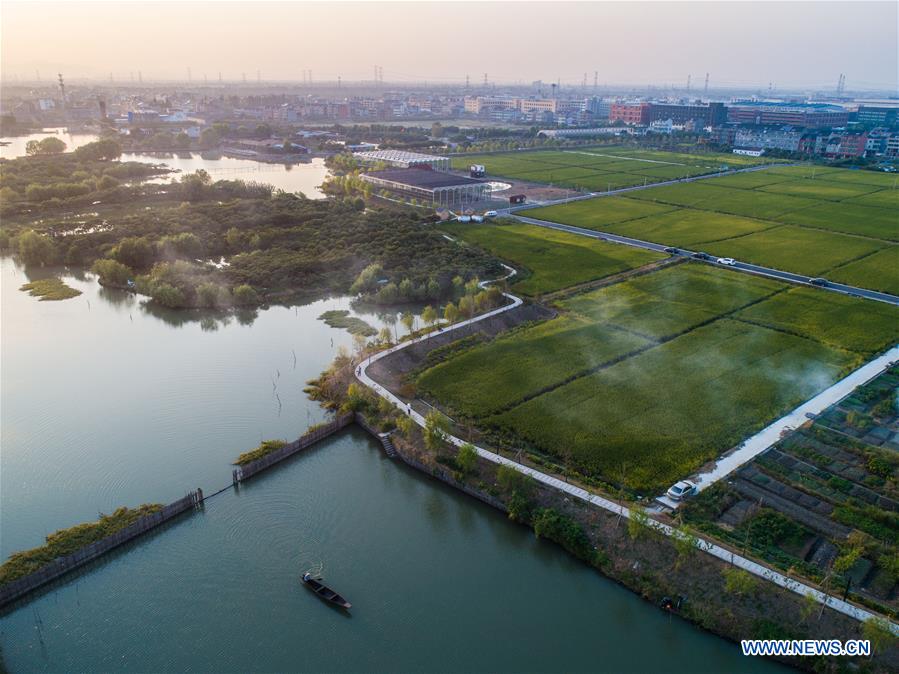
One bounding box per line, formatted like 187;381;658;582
0;257;789;672
1;129;332;198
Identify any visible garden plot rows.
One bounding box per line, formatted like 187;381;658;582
417;262;899;494
682;365;899;614
523;165;899;295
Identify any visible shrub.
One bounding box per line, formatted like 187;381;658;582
456;442;478;474
722;567;757;596
532;508;594;563
91;259;133;286
232;284;260;305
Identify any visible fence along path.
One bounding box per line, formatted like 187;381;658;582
0;490;203;608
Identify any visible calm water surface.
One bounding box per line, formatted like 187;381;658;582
0;233;787;671
1;129;332;197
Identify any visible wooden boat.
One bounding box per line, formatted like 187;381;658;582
301;572;352;609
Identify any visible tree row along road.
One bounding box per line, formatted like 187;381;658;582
511;214;899;306
355;269;899;634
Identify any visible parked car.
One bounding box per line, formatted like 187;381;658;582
691;252;710;260
484;210;498;218
664;247;679;254
666;480;698;501
808;277;828;286
716;257;736;266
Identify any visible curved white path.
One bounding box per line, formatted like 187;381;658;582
355;270;898;634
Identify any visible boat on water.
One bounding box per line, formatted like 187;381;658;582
301;572;352;609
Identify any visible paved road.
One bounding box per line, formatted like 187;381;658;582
512;214;899;306
354;269;899;634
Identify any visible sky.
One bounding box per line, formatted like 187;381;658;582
2;1;897;90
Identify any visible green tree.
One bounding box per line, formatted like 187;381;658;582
861;616;897;654
424;409;449;452
91;259;133;286
74;138;122;161
458;295;474;322
443;301;459;324
401;311;415;334
672;525;699;569
457;442;478;474
627;506;653;541
25;136;66;155
232;284;260;305
722;567;757;597
378;326;392;345
349;263;383;295
112;237;155;268
343;382;369;412
395;414;414;439
421;305;437;331
17;230;57;266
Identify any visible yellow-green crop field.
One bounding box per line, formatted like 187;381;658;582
417;263;899;493
522;165;899;295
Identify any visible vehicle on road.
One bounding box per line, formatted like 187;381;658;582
808;277;828;287
691;252;711;260
484;210;498;218
716;257;736;266
664;247;679;254
666;480;697;501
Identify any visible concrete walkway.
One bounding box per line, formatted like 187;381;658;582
355;273;898;634
657;345;899;509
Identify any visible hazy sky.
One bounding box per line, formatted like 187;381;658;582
2;1;897;89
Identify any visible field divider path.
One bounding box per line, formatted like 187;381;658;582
355;267;899;634
509;213;899;306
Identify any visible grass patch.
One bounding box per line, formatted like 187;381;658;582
19;277;82;301
773;202;898;241
418;315;649;417
757;179;880;201
735;287;899;355
318;310;377;336
702;226;885;277
522;197;676;230
441;221;662;295
234;439;288;465
491;319;856;492
0;504;163;584
828;248;899;297
602;208;773;248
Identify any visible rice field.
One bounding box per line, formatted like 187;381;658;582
519;165;897;295
417;260;898;493
449;147;772;191
440;221;663;295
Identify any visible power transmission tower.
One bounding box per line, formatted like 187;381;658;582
582;73;587;89
593;71;598;90
242;72;247;83
139;71;143;84
686;74;691;93
257;69;261;84
704;73;709;96
338;75;341;89
465;74;470;89
217;72;221;83
483;72;488;86
187;67;192;83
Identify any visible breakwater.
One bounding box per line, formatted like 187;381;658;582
232;413;354;483
0;490;203;608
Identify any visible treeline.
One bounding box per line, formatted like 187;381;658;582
0;139;169;215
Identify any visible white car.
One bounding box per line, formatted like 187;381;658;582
716;257;736;266
666;480;697;501
484;210;498;218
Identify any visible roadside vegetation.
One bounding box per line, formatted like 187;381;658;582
441;220;662;295
0;505;163;584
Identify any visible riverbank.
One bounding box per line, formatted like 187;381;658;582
314;352;898;671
